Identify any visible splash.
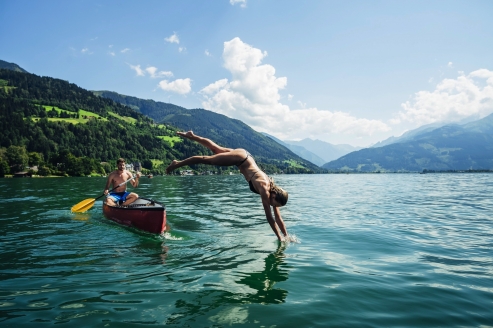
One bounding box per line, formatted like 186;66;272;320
284;234;301;244
159;232;183;241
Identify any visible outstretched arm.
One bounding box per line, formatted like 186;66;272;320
273;206;288;237
261;197;285;241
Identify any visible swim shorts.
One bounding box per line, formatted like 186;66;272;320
107;191;131;204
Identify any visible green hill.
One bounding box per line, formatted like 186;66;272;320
323;114;493;172
0;65;319;176
94;90;322;172
0;68;214;175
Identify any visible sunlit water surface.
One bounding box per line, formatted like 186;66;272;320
0;174;492;327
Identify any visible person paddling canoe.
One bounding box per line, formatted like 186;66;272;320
104;158;141;206
166;131;289;241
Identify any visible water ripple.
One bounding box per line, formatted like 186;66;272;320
0;174;492;326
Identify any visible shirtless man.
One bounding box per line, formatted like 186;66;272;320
104;158;141;206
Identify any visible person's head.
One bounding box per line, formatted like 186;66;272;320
116;158;126;171
269;177;288;207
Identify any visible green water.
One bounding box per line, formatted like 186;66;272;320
0;174;492;327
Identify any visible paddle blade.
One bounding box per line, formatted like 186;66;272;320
71;198;96;213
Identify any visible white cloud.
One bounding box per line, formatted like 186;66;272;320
448;61;453;68
205;49;212;57
121;48;130;53
109;51;115;56
165;32;180;44
200;37;389;140
128;64;145;76
288;94;293;101
81;48;93;55
230;0;247;8
178;47;186;53
396;69;493;125
158;78;192;94
200;79;228;95
145;66;173;78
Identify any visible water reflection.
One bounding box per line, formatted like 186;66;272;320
72;213;90;221
236;243;289;304
164;243;290;326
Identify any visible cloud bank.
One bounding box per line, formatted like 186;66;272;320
395;69;493;125
158;78;192;94
200;37;389;140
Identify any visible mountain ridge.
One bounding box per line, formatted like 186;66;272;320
94;90;322;172
323;113;493;172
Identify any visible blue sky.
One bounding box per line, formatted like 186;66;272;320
1;0;492;147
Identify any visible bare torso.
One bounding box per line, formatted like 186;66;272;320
237;150;270;195
107;169;133;193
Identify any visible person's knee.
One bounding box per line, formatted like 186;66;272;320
127;193;138;201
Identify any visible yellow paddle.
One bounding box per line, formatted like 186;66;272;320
71;176;136;213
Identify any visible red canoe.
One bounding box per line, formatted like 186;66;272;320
103;197;167;234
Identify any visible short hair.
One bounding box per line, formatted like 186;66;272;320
117;158;126;164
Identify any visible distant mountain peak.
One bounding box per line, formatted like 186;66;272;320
0;59;28;73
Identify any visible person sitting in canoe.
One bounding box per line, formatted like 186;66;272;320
166;131;289;242
104;158;141;206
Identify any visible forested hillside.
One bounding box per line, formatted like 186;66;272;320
0;67;318;177
95;90;321;172
0;69;215;176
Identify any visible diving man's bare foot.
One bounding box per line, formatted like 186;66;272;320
177;131;195;140
166;160;179;174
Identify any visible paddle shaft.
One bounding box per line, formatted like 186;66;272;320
97;175;136;200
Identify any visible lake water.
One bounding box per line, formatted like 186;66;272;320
0;174;492;327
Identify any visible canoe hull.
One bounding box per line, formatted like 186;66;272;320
102;198;166;234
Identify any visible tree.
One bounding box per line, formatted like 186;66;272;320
0;159;9;177
28;152;43;166
142;159;153;170
6;145;28;173
101;162;112;175
38;165;51;176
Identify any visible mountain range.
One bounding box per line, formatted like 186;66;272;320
262;134;361;167
3;58;492;173
323;114;493;172
0;60;320;174
93;90;321;172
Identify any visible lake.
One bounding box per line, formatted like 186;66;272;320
0;174;492;327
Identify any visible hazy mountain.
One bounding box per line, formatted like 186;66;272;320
371;123;446;148
262;133;326;166
287;138;362;163
0;59;28;73
372;115;483;148
323;113;493;172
